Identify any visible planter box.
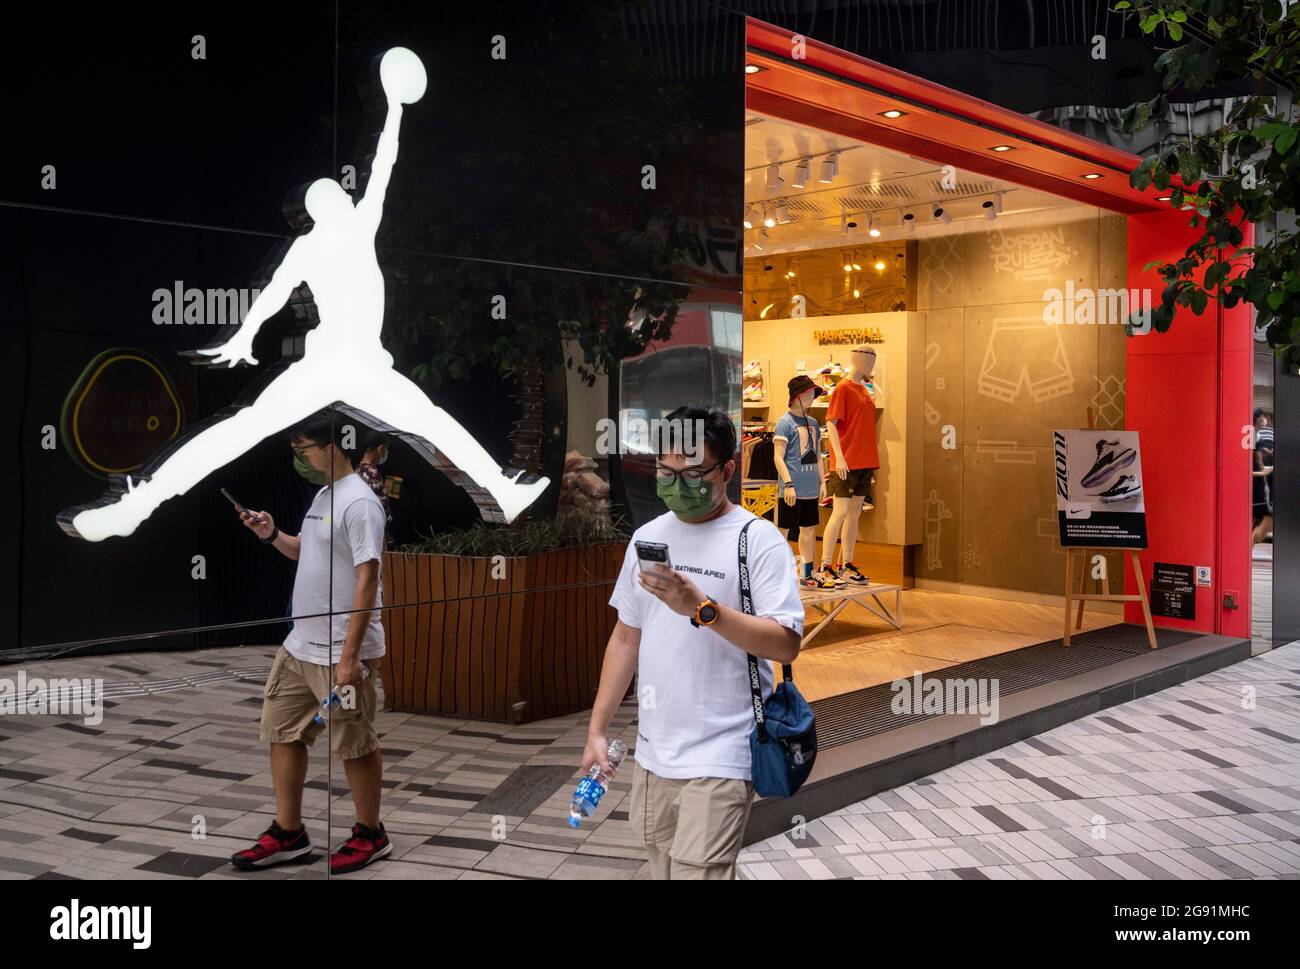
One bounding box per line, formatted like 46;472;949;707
378;542;626;723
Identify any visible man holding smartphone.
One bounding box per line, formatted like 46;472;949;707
585;407;804;879
229;409;391;875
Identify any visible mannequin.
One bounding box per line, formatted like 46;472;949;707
772;374;828;586
820;345;882;587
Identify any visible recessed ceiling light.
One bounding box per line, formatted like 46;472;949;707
874;261;886;271
744;64;765;75
878;109;908;119
990;145;1015;152
1081;172;1103;180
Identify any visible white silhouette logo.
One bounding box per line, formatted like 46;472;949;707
60;48;548;542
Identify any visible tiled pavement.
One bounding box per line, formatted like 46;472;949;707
0;645;645;880
739;642;1300;880
2;641;1298;880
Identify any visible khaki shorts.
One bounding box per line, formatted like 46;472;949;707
259;647;380;761
629;762;755;880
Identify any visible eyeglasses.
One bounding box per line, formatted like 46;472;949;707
290;442;327;457
654;461;725;485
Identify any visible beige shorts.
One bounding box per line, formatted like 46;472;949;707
629;762;755;880
259;647;380;760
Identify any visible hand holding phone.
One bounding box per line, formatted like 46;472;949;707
221;487;267;525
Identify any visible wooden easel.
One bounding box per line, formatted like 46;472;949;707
1061;409;1158;650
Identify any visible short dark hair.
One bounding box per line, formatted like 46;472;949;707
286;408;367;467
659;406;736;465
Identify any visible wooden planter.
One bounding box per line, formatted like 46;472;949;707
378;542;626;723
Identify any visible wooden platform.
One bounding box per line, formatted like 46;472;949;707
800;582;902;649
787;585;1121;703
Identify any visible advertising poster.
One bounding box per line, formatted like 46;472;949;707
1053;429;1147;548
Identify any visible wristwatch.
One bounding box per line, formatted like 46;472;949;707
690;595;720;628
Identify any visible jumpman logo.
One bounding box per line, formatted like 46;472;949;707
59;48;549;542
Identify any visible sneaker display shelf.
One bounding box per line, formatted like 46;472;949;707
798;581;902;650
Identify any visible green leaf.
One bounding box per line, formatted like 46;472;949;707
1168;22;1184;41
1268;290;1286;310
1277;128;1298;155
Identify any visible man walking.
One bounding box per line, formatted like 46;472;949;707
230;410;391;875
584;407;804;879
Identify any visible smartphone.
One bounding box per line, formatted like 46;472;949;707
220;487;266;525
634;540;673;574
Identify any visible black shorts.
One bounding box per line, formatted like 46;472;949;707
826;468;874;499
776;495;821;532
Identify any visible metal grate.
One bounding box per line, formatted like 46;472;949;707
808;624;1203;750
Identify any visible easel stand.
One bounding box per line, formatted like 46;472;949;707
1062;407;1158;651
1063;547;1157;650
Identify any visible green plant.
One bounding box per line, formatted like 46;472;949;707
404;508;630;558
1115;0;1298;352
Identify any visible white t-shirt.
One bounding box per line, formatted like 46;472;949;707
608;505;804;781
284;473;387;666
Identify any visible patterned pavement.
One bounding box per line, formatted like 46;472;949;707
2;640;1297;880
739;642;1300;880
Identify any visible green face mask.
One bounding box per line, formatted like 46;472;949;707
294;452;327;486
657;475;716;517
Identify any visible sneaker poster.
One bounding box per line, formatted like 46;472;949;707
1053;429;1147;548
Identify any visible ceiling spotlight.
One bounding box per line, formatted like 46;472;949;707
744;64;765;75
901;210;916;235
853;288;861;299
819;153;840;183
867;216;881;238
786;270;796;278
763;205;776;229
1081;172;1103;180
743;205;755;230
981;194;1003;221
765;163;783;191
1156;195;1172;201
852;262;862;271
878;109;908;119
792;159;810;188
874;261;886;271
776;204;791;224
934;207;951;225
990;145;1015;152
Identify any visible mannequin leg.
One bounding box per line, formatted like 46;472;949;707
822;497;852;567
839;495;866;564
798;525;817;574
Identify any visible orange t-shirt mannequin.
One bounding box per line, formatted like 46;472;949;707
826;373;880;471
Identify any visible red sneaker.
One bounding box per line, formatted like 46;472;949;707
231;821;313;870
330;822;393;875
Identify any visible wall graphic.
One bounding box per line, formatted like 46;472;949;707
918;212;1129;594
57;48;549;542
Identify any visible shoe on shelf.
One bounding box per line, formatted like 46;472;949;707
814;566;839;590
821;565;847;587
230;821;314;870
330;822;393;875
840;562;870;584
799;574;821;589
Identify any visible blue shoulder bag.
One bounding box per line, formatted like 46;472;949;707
739;519;818;798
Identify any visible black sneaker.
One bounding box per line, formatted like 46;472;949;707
840;562;870;584
1081;439;1136;489
231;821;313;870
1097;475;1142;502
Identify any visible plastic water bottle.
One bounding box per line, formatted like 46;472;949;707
568;739;627;828
313;665;370;726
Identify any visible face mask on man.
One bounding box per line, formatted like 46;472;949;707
294;452;327;485
657;474;716;518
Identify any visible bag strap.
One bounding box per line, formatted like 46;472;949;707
738;519;794;735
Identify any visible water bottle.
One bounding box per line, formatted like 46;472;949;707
567;739;627;828
313;665;370;726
